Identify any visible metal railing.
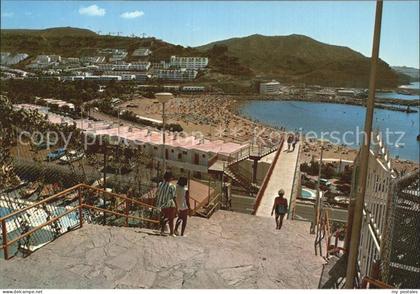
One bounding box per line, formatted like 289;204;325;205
227;145;251;165
0;183;160;260
361;277;394;289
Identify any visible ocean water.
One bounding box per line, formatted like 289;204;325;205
398;81;420;90
378;82;420;100
240;100;420;162
376;92;419;100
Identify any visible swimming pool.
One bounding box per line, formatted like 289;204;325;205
301;188;316;200
0;207;12;218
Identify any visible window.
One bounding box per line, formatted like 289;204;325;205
178;153;182;160
202;154;206;158
183;151;187;155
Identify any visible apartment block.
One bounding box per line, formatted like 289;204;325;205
154;68;198;81
132;48;152;57
260;80;281;95
169;56;208;70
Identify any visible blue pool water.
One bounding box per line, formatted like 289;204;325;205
240;100;420;161
0;207;12;218
301;189;316;200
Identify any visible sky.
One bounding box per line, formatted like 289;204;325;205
1;1;419;68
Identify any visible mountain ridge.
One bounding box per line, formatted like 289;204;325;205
197;33;405;87
0;27;409;88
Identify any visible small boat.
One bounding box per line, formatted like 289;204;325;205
417;134;420;141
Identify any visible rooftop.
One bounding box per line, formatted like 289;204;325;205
0;211;324;289
13;104;247;156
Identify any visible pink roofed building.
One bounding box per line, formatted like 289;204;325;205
14;103;248;177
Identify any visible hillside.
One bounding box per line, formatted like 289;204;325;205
392;66;419;82
1;27;98;37
197;34;404;88
0;27;199;60
0;28;409;88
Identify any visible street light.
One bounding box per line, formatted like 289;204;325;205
155;92;174;174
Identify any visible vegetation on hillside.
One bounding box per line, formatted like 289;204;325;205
392;66;419;83
0;27;195;62
0;78;132;106
0;27;411;88
197;34;407;88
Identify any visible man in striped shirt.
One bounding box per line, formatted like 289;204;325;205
155;171;178;236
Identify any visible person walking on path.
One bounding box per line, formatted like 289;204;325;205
174;176;191;236
271;189;288;230
292;132;299;152
287;134;294;151
155;171;178;236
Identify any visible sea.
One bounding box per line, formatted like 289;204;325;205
240;100;420;162
398;81;420;90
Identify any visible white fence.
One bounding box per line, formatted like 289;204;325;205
353;133;395;279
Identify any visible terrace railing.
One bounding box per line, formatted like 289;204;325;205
0;183;160;260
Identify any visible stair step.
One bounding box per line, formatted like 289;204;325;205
318;255;347;289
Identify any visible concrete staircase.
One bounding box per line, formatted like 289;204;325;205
0;210;325;289
224;165;259;195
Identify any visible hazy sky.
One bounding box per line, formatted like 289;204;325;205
1;1;419;68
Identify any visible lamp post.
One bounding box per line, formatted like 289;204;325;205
155;92;174;174
311;141;324;234
345;0;383;288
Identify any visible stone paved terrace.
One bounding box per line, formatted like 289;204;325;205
0;211;324;289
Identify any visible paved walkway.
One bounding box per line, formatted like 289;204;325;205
0;210;323;289
256;143;300;217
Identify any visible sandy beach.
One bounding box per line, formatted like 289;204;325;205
118;94;418;173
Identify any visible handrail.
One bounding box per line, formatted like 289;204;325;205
1;184;160;260
287;141;301;219
79;184;158;210
0;183;84;222
0;184;159;224
82;204;159;224
1;207;79;252
252;136;285;214
361;276;394;289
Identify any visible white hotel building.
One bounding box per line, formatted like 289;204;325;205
259;80;281;95
170;56;208;70
154;69;198;81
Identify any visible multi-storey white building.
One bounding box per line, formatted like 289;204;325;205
63;57;80;64
84;75;122;81
154;69;198;81
169;56;208;70
49;55;62;63
132;48;152;57
182;86;205;92
80;56;106;64
34;55;52;64
97;62;150;72
129;61;151;71
260;80;281;95
120;74;136;81
0;52;29;66
97;64;114;71
109;51;128;62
